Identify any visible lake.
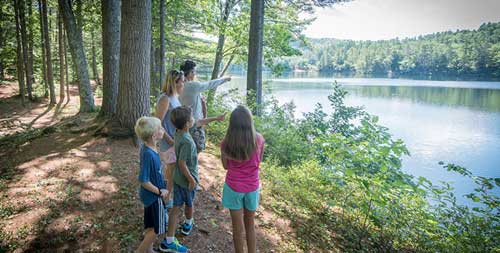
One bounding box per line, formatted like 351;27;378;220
218;71;500;206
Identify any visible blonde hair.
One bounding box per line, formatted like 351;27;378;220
134;116;161;141
222;105;256;161
161;70;184;96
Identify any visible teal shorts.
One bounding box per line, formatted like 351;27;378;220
222;183;259;211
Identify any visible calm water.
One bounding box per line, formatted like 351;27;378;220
218;72;500;206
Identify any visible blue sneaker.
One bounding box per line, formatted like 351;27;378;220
180;222;193;236
159;238;188;253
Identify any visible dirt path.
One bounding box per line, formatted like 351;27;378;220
0;81;299;252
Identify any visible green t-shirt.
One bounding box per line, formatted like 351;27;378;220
173;131;199;189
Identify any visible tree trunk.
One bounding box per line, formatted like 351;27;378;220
0;5;3;80
0;25;3;81
18;0;33;101
15;0;26;106
150;24;156;94
91;30;101;85
59;0;95;112
246;0;264;112
159;0;166;94
211;34;226;80
211;0;233;80
208;0;231;106
27;0;35;91
38;0;48;97
169;13;178;70
0;31;3;80
64;29;70;101
70;0;81;84
41;0;56;104
75;0;83;29
115;0;152;136
58;11;65;100
100;0;120;117
220;54;235;77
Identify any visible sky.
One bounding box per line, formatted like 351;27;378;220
303;0;500;40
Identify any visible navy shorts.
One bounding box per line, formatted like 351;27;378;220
144;198;167;234
173;183;196;207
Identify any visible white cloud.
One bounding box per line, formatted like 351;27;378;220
304;0;500;40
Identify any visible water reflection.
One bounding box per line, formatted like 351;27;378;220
345;85;500;112
225;76;500;112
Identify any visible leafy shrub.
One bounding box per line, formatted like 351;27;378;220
206;83;500;252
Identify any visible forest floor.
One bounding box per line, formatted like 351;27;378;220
0;80;305;253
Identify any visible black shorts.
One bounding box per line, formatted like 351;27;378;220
144;198;166;234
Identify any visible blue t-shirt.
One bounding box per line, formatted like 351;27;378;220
138;145;166;207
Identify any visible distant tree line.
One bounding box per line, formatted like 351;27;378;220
279;22;500;79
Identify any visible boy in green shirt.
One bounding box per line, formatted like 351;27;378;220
160;106;196;253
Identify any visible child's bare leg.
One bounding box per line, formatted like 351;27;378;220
137;228;157;253
230;209;245;253
185;204;193;220
167;206;180;237
244;209;257;253
165;164;175;198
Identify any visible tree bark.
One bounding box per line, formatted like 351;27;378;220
100;0;120;117
59;0;95;112
211;33;226;79
91;30;101;86
0;5;3;80
115;0;152;136
208;0;232;106
211;0;232;80
64;29;70;101
0;14;3;81
75;0;83;29
150;23;156;94
168;12;178;70
71;0;82;83
15;0;26;105
246;0;264;112
18;0;33;101
58;11;65;100
0;26;3;80
220;54;235;77
27;0;35;91
38;0;48;97
159;0;166;94
41;0;56;104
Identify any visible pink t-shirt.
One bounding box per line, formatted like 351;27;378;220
221;133;265;193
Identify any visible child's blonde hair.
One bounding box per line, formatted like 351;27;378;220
134;116;161;141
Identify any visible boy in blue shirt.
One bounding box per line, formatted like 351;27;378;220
160;106;195;253
135;116;170;253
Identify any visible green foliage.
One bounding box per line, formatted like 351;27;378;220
206;84;500;252
283;22;500;79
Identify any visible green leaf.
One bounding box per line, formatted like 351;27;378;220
494;178;500;187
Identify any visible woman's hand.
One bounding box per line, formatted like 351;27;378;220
164;134;174;146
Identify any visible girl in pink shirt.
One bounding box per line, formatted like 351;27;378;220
221;105;265;253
